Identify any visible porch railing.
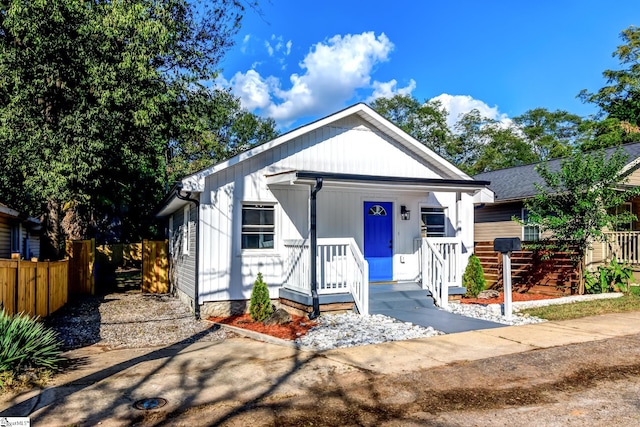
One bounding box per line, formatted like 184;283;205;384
283;238;369;315
603;231;640;265
415;237;462;309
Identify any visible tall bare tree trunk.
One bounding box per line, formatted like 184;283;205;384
41;199;63;260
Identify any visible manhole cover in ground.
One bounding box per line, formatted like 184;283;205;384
133;398;168;410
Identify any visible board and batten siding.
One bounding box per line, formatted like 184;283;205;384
170;201;198;303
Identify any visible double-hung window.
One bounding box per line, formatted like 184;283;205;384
522;209;541;241
421;207;446;237
182;205;191;256
242;204;275;249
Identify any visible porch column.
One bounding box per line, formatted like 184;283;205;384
309;177;323;319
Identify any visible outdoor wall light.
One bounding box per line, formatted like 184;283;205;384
400;205;410;220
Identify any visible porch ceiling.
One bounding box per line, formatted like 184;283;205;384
266;170;492;194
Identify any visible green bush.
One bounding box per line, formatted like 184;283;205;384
585;257;634;294
0;309;63;387
249;272;273;322
463;254;486;298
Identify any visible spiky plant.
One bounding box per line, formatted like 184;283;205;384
0;309;63;376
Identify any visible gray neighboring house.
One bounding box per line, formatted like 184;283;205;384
0;203;41;260
473;142;640;268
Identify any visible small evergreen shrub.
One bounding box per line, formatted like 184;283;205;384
249;272;273;322
464;254;486;298
0;309;63;388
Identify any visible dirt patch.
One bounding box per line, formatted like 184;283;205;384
208;314;317;340
462;292;559;305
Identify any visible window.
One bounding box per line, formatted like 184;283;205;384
611;203;633;231
522;209;540;241
367;204;387;216
168;216;174;255
182;205;190;256
421;207;446;237
242;204;275;249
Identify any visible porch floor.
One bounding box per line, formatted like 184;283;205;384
369;282;505;334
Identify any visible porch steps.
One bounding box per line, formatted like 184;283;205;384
369;282;505;334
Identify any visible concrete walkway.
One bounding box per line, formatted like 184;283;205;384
3;311;640;426
369;282;504;333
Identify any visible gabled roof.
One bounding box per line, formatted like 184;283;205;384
473;142;640;203
179;103;475;192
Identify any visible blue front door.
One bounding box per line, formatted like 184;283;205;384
364;201;393;282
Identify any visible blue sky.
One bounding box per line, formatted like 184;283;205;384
217;0;640;131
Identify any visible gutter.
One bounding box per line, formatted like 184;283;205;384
175;185;201;320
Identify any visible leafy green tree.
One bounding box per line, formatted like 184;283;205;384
463;254;486;298
524;147;640;293
249;272;273;322
513;108;584;160
370;94;453;159
166;88;278;184
0;0;256;257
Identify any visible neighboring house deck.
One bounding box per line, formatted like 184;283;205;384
157;104;493;317
473;142;640;275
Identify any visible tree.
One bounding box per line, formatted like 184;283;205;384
166;88;278;184
0;1;256;257
579;26;640;144
524;147;640;293
513;108;584;160
370;94;453;159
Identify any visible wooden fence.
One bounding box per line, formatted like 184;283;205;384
475;241;579;296
0;259;68;317
142;240;169;293
67;239;95;295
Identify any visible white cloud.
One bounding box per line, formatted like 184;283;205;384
368;79;417;102
227;31;396;127
431;94;511;129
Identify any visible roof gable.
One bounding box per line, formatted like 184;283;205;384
180;103;473;192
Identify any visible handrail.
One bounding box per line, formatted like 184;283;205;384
422;237;448;309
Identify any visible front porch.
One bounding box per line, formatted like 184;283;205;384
278;237;466;316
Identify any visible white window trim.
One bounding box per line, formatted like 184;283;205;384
420;205;448;238
241;202;277;253
182;205;191;256
168;216;174;255
521;208;541;241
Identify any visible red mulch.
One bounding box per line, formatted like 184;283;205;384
208;314;317;341
461;292;560;305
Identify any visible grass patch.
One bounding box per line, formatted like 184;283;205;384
520;292;640;321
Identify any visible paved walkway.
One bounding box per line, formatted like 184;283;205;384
369;282;504;333
3;311;640;425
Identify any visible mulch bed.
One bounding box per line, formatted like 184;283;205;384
208;314;317;341
461;292;559;305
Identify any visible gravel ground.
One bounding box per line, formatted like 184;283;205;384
45;292;234;350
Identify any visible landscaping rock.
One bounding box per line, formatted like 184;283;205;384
477;290;500;299
263;308;292;325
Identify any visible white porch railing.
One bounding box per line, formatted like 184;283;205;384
415;237;462;309
603;231;640;265
283;238;369;315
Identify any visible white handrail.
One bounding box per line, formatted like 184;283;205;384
603;231;640;265
421;238;448;309
283;238;369;315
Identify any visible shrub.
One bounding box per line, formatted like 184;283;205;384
464;254;486;298
0;309;63;388
249;272;273;322
585;257;634;294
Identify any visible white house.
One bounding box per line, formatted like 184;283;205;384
156;103;494;318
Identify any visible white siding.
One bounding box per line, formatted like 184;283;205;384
196;116;478;301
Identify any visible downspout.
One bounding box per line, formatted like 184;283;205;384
308;177;323;320
176;186;201;320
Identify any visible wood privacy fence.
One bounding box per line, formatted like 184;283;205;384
142;240;169;293
67;239;95;295
0;259;68;316
474;241;579;296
